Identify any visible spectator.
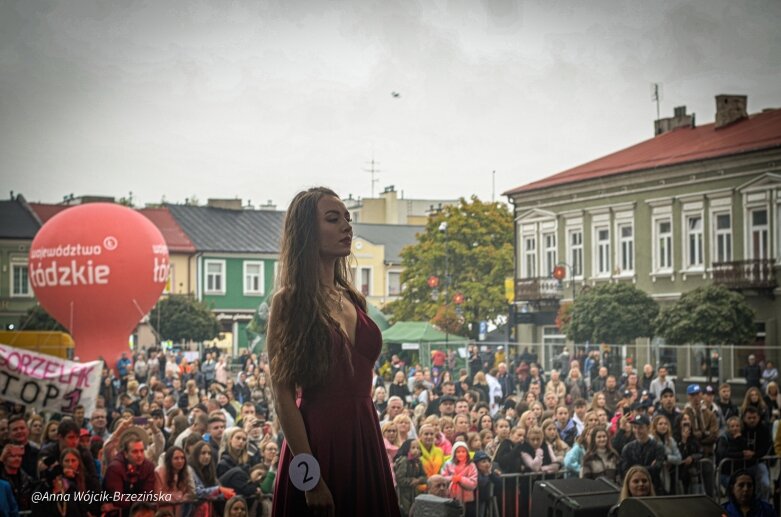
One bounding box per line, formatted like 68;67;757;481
382;396;405;426
90;408;111;441
591;367;609;396
581;426;620;483
564;368;587;404
393;439;426;517
742;387;771;424
602;376;622;415
440;441;477;517
0;444;32;512
648;366;675;401
0;477;18;517
741;406;772;501
674;412;704;494
217;427;250;477
571;399;588;436
563;423;590;478
473;450;501;517
188;440;233;507
545;370;566;405
27;415;44;448
390;371;412;402
7;416;38;479
205;414;226;460
760;360;778;389
650;415;681;494
103;433;156;517
717;416;748;490
39;419;100;495
554;406;578;447
496;363;516;400
521;426;559;474
373;386;388;417
418;424;444;478
640;364;655;392
610;465;655;515
745;355;762;390
154;446;194;517
117;351;132;382
722;469;775;517
619;414;665;492
381;422;401;467
223;496;248;517
426;474;450;498
542;419;569;466
762;382;781;422
36;447;93;517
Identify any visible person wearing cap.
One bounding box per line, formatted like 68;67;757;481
683;383;718;497
473;450;500;516
702;385;725;432
654;387;681;429
649;366;675;401
619;413;666;493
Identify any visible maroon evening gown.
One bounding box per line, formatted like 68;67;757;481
272;303;400;516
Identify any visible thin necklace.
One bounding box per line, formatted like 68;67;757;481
331;288;344;312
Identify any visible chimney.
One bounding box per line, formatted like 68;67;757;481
258;199;277;211
715;94;748;129
654;105;695;136
207;198;243;210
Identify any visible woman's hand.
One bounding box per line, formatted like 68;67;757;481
305;479;335;517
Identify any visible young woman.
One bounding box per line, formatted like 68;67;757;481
484;417;511;459
224;496;249;517
441;441;478;517
188;440;234;517
541;419;569;465
43;420;60;446
674;412;704;494
381;422;401;467
217;427;250;477
27;415;44;447
763;381;781;422
563;423;591;477
389;371;411;402
478;414;494;433
268;187;399;516
393;439;426;517
154;446;195;517
608;465;656;515
741;387;770;423
521;426;559;474
650;414;681;494
38;448;91;517
581;426;620;483
722;469;775;517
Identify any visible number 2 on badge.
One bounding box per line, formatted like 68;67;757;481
289;453;320;491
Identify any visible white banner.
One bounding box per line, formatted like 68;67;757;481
0;343;102;414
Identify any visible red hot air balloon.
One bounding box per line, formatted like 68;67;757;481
28;203;169;365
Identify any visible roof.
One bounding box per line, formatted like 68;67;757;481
504;108;781;196
28;203;70;223
167;204;285;253
0;197;40;239
138;207;196;253
352;223;423;263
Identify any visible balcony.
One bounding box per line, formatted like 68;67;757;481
515;277;564;303
712;259;778;292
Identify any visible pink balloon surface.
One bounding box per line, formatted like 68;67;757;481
29;203;169;364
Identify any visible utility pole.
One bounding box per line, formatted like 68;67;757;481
492;170;496;203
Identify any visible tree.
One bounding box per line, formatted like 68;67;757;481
149;295;221;343
654;285;755;381
563;282;659;344
17;304;67;332
386;196;513;339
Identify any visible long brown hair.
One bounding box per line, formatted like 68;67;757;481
268;187;364;390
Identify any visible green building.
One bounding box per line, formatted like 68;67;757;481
0;194;40;329
504;95;781;380
168;200;284;354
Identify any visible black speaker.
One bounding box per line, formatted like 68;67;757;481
531;477;620;517
409;494;464;517
616;495;724;516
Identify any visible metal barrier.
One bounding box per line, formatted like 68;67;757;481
496;470;567;517
665;457;713;496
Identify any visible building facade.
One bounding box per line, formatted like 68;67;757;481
345;185;458;225
504;96;781;379
0;195;40;329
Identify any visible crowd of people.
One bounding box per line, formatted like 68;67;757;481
0;344;779;517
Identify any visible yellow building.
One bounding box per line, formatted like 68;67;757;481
345;185;458;225
350;223;424;309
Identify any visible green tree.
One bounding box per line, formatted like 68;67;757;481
17;304;67;332
654;285;755;380
563;282;659;344
386;196;513;339
149;295;221;343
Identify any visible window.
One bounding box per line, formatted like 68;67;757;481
205;260;225;294
11;263;31;297
685;214;704;268
543;233;557;277
618;223;634;273
243;261;264;295
523;236;537;278
655;219;673;271
568;229;583;277
750;208;769;260
713;212;732;263
388;271;402;296
359;268;371;296
594;226;610;276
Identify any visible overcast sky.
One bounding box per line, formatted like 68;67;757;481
1;0;780;209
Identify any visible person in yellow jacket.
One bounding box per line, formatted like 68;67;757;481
418;424;445;478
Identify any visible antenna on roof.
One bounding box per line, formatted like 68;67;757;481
364;154;381;198
650;83;663;120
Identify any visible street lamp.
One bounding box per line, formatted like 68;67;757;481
552;262;576;300
439;221;449;346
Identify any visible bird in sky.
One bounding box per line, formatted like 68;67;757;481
391;91;400;98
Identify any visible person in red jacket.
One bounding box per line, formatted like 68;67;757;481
103;434;156;517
